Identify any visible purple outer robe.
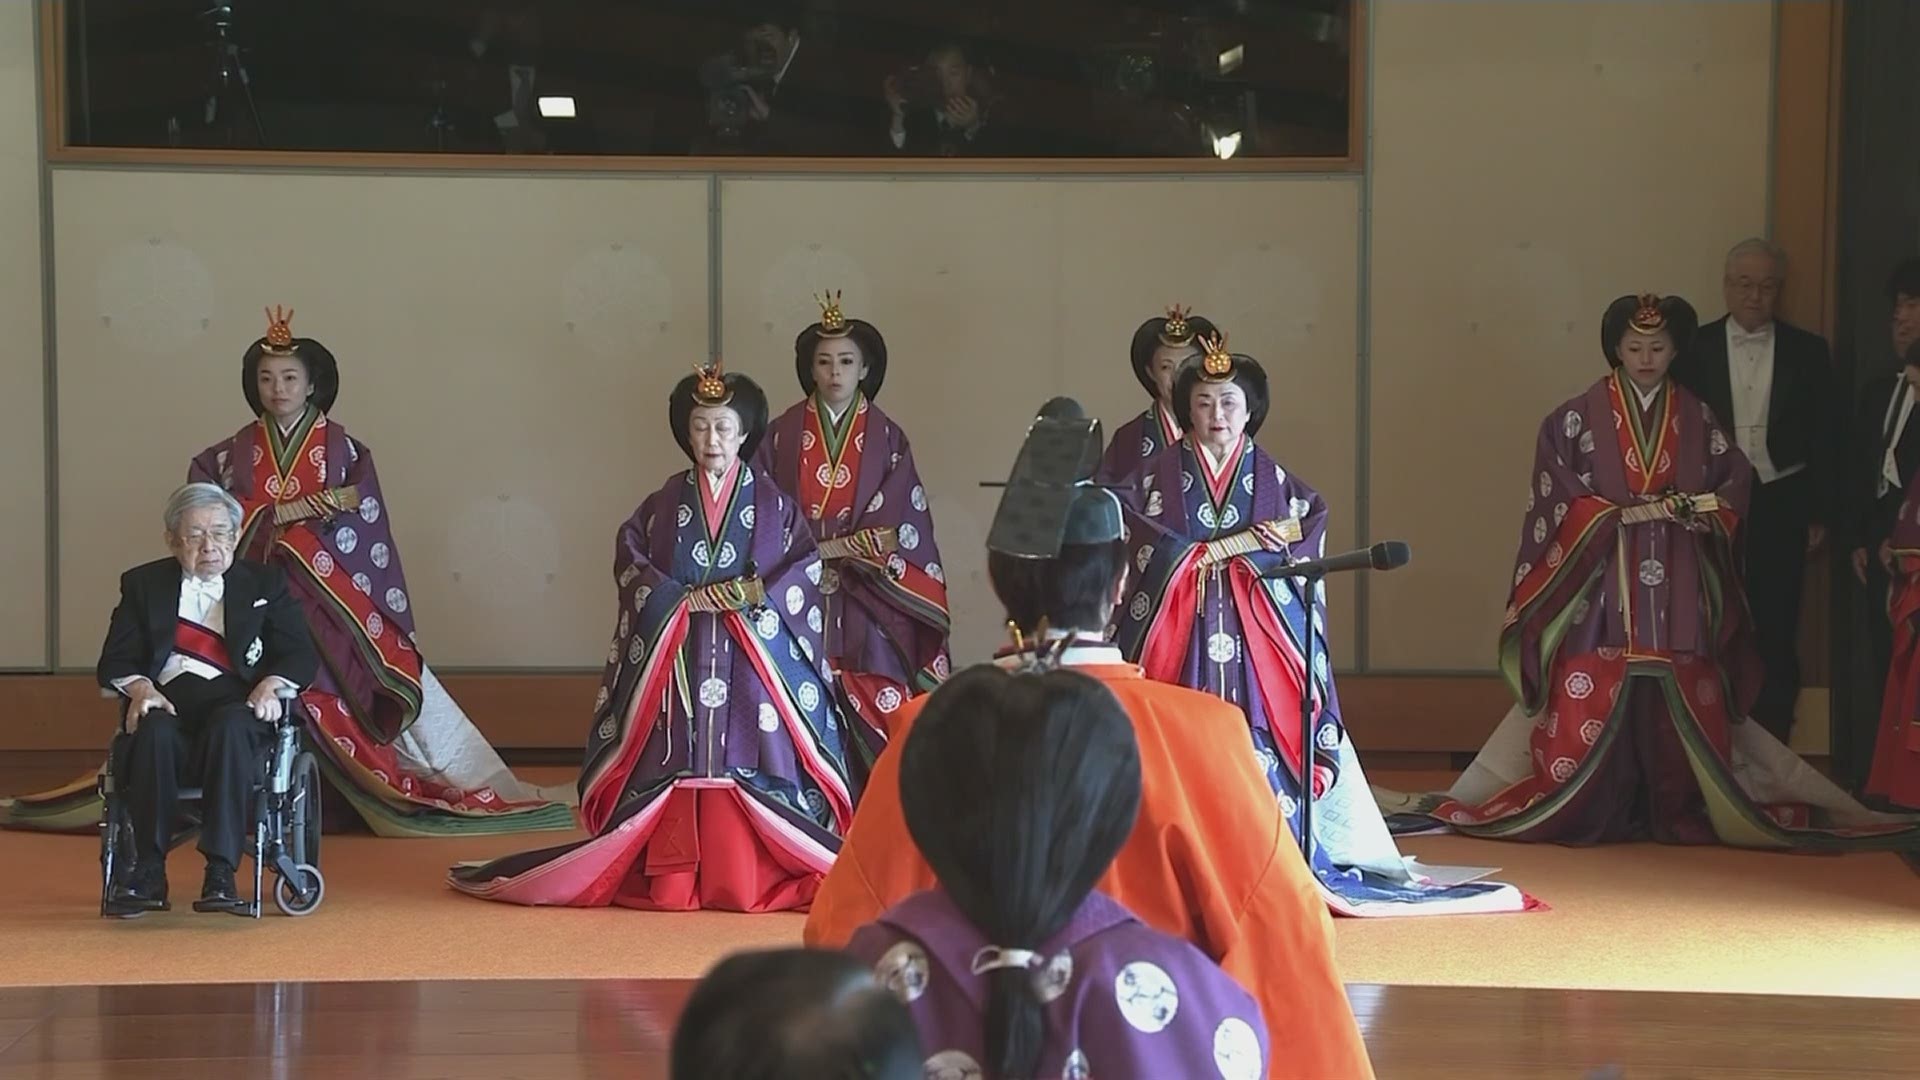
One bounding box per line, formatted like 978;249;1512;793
190;415;422;741
1098;403;1183;487
848;889;1269;1080
1118;439;1524;913
448;464;852;910
756;398;952;751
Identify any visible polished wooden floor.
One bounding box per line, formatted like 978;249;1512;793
0;979;1916;1078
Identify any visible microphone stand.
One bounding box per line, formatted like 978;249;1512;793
1262;541;1408;868
1280;568;1323;868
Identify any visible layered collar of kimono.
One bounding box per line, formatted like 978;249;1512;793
1188;432;1251;521
1607;370;1677;497
1150;400;1183;448
696;458;745;545
802;392;869;526
263;403;325;480
813;391;864;450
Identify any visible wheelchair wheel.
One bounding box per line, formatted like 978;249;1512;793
288;751;321;867
273;862;325;916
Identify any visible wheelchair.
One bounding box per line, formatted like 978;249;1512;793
98;688;326;918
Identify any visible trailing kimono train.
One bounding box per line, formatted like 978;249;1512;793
755;291;951;774
1376;295;1920;850
4;309;570;838
1118;333;1529;915
451;362;853;911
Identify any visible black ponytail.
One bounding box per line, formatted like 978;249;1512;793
898;665;1142;1079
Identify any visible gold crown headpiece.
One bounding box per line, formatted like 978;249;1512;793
692;358;733;406
262;305;297;355
1628;294;1666;335
1197;331;1234;381
814;289;850;338
1158;304;1194;346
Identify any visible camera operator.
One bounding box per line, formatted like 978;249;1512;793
882;42;1010;156
696;3;855;154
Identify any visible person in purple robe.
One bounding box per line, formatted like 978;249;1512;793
450;360;854;912
1117;333;1527;916
1097;305;1219;486
672;948;922;1080
4;307;570;839
1404;295;1920;848
754;291;952;779
847;664;1270;1080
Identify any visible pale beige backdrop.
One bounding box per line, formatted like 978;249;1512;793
53;171;709;667
0;2;46;667
1366;0;1774;670
718;177;1360;666
31;0;1781;679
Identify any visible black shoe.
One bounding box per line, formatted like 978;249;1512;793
192;861;250;915
106;862;170;918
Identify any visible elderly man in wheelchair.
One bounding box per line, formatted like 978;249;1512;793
98;482;322;918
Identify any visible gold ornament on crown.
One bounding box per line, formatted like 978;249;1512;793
814;289;850;338
1158;303;1194;346
262;305;297;355
1628;294;1667;335
692;358;733;406
1197;331;1234;381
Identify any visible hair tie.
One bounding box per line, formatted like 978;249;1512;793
970;946;1044;975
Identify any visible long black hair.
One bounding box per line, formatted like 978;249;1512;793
672;947;922;1080
1128;312;1218;400
669;369;771;463
986;540;1128;635
899;665;1143;1079
794;319;889;400
1599;294;1698;369
242;338;339;416
1172;351;1270;438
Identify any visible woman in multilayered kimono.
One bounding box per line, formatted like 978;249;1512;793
1412;294;1920;848
4;308;571;839
1117;333;1526;915
1095;305;1218;486
754;292;950;769
451;361;852;911
848;665;1269;1080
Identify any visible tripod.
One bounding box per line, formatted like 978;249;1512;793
201;4;266;147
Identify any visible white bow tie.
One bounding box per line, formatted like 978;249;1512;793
183;576;225;601
1731;328;1773;349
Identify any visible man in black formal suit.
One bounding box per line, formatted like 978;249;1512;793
1848;260;1920;725
695;2;861;155
1674;239;1834;742
99;482;317;917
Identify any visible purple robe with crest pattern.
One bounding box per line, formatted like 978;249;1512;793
191;415;421;740
1119;438;1527;913
756;398;951;750
848;889;1269;1080
1098;403;1183;487
449;464;853;909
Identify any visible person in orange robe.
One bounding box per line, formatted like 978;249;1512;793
804;399;1374;1080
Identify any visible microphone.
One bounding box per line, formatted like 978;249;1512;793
1262;541;1410;579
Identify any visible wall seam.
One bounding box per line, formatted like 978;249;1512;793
36;2;59;670
707;174;722;362
1353;0;1378;672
